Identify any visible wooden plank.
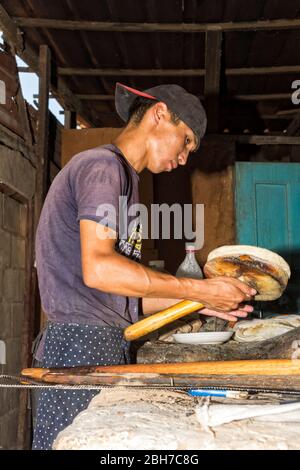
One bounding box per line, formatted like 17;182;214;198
13;17;300;32
286;113;300;136
227;65;300;76
0;122;34;162
57;65;300;76
205;31;222;96
76;94;115;100
58;67;205;76
12;87;292;103
64;110;77;129
0;106;23;137
61;127;121;167
235;135;300;145
204;30;222;133
17;66;35;73
15;75;34;147
204;134;300;145
35;45;51;222
234;93;291;101
17;198;36;450
0;6;23;50
76;93;291;102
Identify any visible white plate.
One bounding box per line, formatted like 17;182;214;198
172;331;233;345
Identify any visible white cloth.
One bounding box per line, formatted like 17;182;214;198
196;401;300;427
233;315;300;343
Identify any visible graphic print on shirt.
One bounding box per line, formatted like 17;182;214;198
117;221;142;262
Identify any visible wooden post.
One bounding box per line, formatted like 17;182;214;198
34;46;52;412
286;112;300;136
204;30;223;133
35;45;51;224
64;110;77;129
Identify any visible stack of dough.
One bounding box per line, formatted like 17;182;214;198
233;315;300;342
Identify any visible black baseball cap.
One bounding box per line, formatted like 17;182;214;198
115;82;207;147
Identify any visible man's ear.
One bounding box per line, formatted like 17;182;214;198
152;102;169;125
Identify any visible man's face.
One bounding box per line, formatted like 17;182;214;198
146;112;198;173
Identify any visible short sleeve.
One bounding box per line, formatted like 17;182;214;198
72;155;126;234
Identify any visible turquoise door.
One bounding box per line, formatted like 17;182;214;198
235;162;300;314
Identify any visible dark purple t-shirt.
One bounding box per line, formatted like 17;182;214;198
35;144;141;327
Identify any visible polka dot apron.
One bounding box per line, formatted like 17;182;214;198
32;322;130;450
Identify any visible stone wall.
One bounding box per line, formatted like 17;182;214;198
0;132;35;449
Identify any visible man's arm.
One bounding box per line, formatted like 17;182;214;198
80;220;256;316
142;297;179;316
141;298;253;320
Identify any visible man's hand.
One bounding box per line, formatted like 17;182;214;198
189;276;256;312
200;304;253;322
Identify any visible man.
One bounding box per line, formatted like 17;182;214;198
32;83;255;449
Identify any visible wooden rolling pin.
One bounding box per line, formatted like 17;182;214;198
22;359;300;381
124;300;203;341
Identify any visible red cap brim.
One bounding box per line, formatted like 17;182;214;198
115;82;157;122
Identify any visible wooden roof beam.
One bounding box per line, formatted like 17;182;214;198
36;44;51;216
13;17;300;32
75;93;293;102
233;93;292;101
56;65;300;76
205;134;300;145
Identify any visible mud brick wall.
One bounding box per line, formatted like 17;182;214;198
0;138;35;449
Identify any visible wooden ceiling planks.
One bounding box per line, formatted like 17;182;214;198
1;0;299;129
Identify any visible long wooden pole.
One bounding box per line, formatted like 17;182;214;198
22;359;300;381
35;45;51;229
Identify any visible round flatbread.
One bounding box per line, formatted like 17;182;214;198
204;245;290;301
207;245;291;278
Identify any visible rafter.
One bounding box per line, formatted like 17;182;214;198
13;17;300;32
74;93;293;102
55;65;300;76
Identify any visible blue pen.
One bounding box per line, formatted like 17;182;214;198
188;389;248;399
